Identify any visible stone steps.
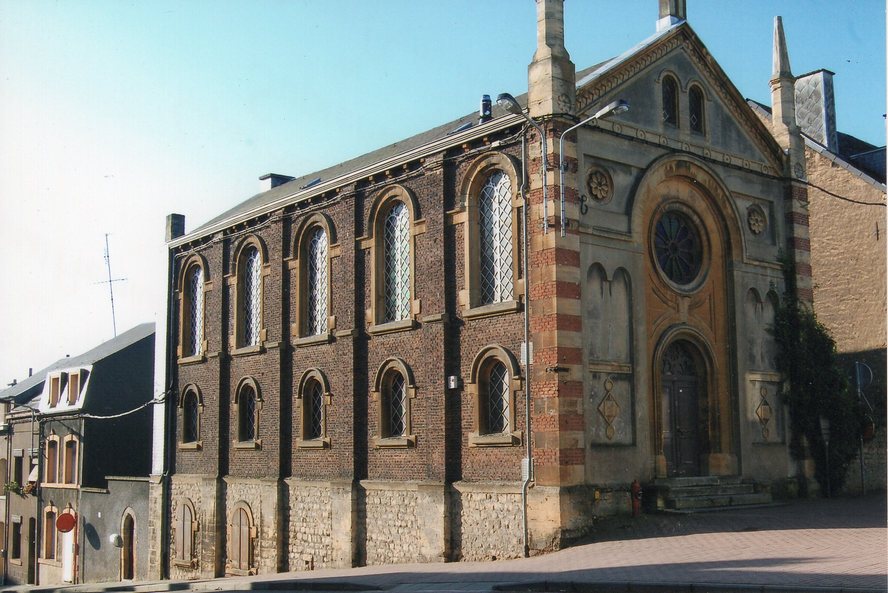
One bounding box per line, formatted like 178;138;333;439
648;476;773;512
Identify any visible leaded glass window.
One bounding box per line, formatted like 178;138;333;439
383;202;410;323
187;265;204;356
183;390;199;443
654;211;702;286
384;371;407;437
479;172;514;304
662;76;678;126
689;86;705;134
242;246;262;346
306;227;328;335
238;385;257;442
304;379;324;440
483;360;510;434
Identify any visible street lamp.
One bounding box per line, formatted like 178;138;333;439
558;99;629;236
496;93;551;233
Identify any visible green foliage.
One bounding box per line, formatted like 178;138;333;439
771;258;863;495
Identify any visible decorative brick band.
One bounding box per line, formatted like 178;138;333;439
788;237;811;252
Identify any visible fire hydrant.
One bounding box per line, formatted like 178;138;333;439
630;480;642;517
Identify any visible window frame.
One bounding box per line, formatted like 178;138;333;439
455;153;525;318
468;345;523;447
289;214;340;345
42;505;58;560
173;498;199;568
61;434;79;484
179;385;203;450
360;185;426;334
178;255;209;362
45;434;60;484
371;358;417;448
295;369;332;448
688;83;706;135
230;237;269;353
661;73;680;128
233;377;262;449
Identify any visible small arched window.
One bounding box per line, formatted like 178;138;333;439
662;75;679;127
479;171;515;305
383;202;411;323
228;502;256;575
304;378;324;440
382;369;407;438
469;346;522;446
306;227;329;335
235;380;261;446
372;358;416;447
689;85;705;134
480;359;510;434
181;388;201;446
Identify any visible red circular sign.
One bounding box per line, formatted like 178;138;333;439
56;512;76;533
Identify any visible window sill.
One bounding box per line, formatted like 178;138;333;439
373;435;416;448
292;332;332;347
39;559;61;567
41;482;79;489
178;441;202;451
463;299;522;320
367;318;417;336
178;354;206;366
226;567;257;577
296;437;331;449
173;558;198;569
233;439;262;450
231;344;265;357
468;431;522;447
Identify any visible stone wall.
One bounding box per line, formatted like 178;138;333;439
360;481;446;565
223;477;281;576
285;479;354;570
841;425;887;495
450;481;522;561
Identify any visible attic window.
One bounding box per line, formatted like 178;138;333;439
49;374;67;408
68;372;81;405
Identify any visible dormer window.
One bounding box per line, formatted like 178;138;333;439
49;374;67;408
67;371;83;405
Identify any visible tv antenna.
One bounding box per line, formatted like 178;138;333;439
99;233;127;336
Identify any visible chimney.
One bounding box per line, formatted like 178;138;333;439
166;213;185;242
657;0;687;31
794;69;838;151
259;173;295;192
527;0;576;119
479;95;492;124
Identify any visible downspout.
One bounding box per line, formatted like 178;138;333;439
160;243;178;579
519;128;534;558
2;405;10;585
75;418;84;583
33;411;42;586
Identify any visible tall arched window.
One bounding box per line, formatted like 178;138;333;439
383;202;411;323
62;436;78;484
184;263;204;356
44;507;58;559
480;359;510;434
46;437;59;483
689;85;705;134
241;245;262;346
382;369;407;438
662;75;679;126
306;227;329;335
304;378;324;440
468;346;522;446
479;171;514;305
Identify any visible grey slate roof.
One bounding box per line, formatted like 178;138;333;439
0;322;155;406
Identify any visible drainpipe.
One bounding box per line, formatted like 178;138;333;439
519;129;534;558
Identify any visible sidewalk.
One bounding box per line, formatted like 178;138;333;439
5;493;886;593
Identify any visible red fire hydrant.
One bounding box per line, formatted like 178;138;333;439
630;480;642;517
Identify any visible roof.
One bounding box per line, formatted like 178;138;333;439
0;323;155;406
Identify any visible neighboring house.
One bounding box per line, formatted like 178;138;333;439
0;323;155;586
748;70;887;495
147;0;877;580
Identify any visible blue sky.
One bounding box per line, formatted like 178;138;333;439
0;0;884;387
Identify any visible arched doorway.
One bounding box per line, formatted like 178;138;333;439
121;512;135;580
661;340;705;477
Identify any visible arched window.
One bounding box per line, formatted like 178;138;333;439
235;240;265;349
383;201;411;323
479;171;515;305
469;346;522;446
180;387;201;446
662;75;679;127
235;379;261;446
184;262;205;356
689;85;705;134
480;359;510;434
121;511;135;580
46;436;60;483
372;359;416;447
296;370;331;447
174;499;198;568
228;503;255;575
43;506;58;559
306;226;329;335
62;435;79;484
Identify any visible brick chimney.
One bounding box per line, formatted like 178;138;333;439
259;173;295;192
527;0;576;119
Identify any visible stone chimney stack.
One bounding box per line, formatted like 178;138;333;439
794;69;838;151
769;16;805;174
527;0;576;119
657;0;687;32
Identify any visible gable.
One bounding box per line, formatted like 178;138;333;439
576;23;784;176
